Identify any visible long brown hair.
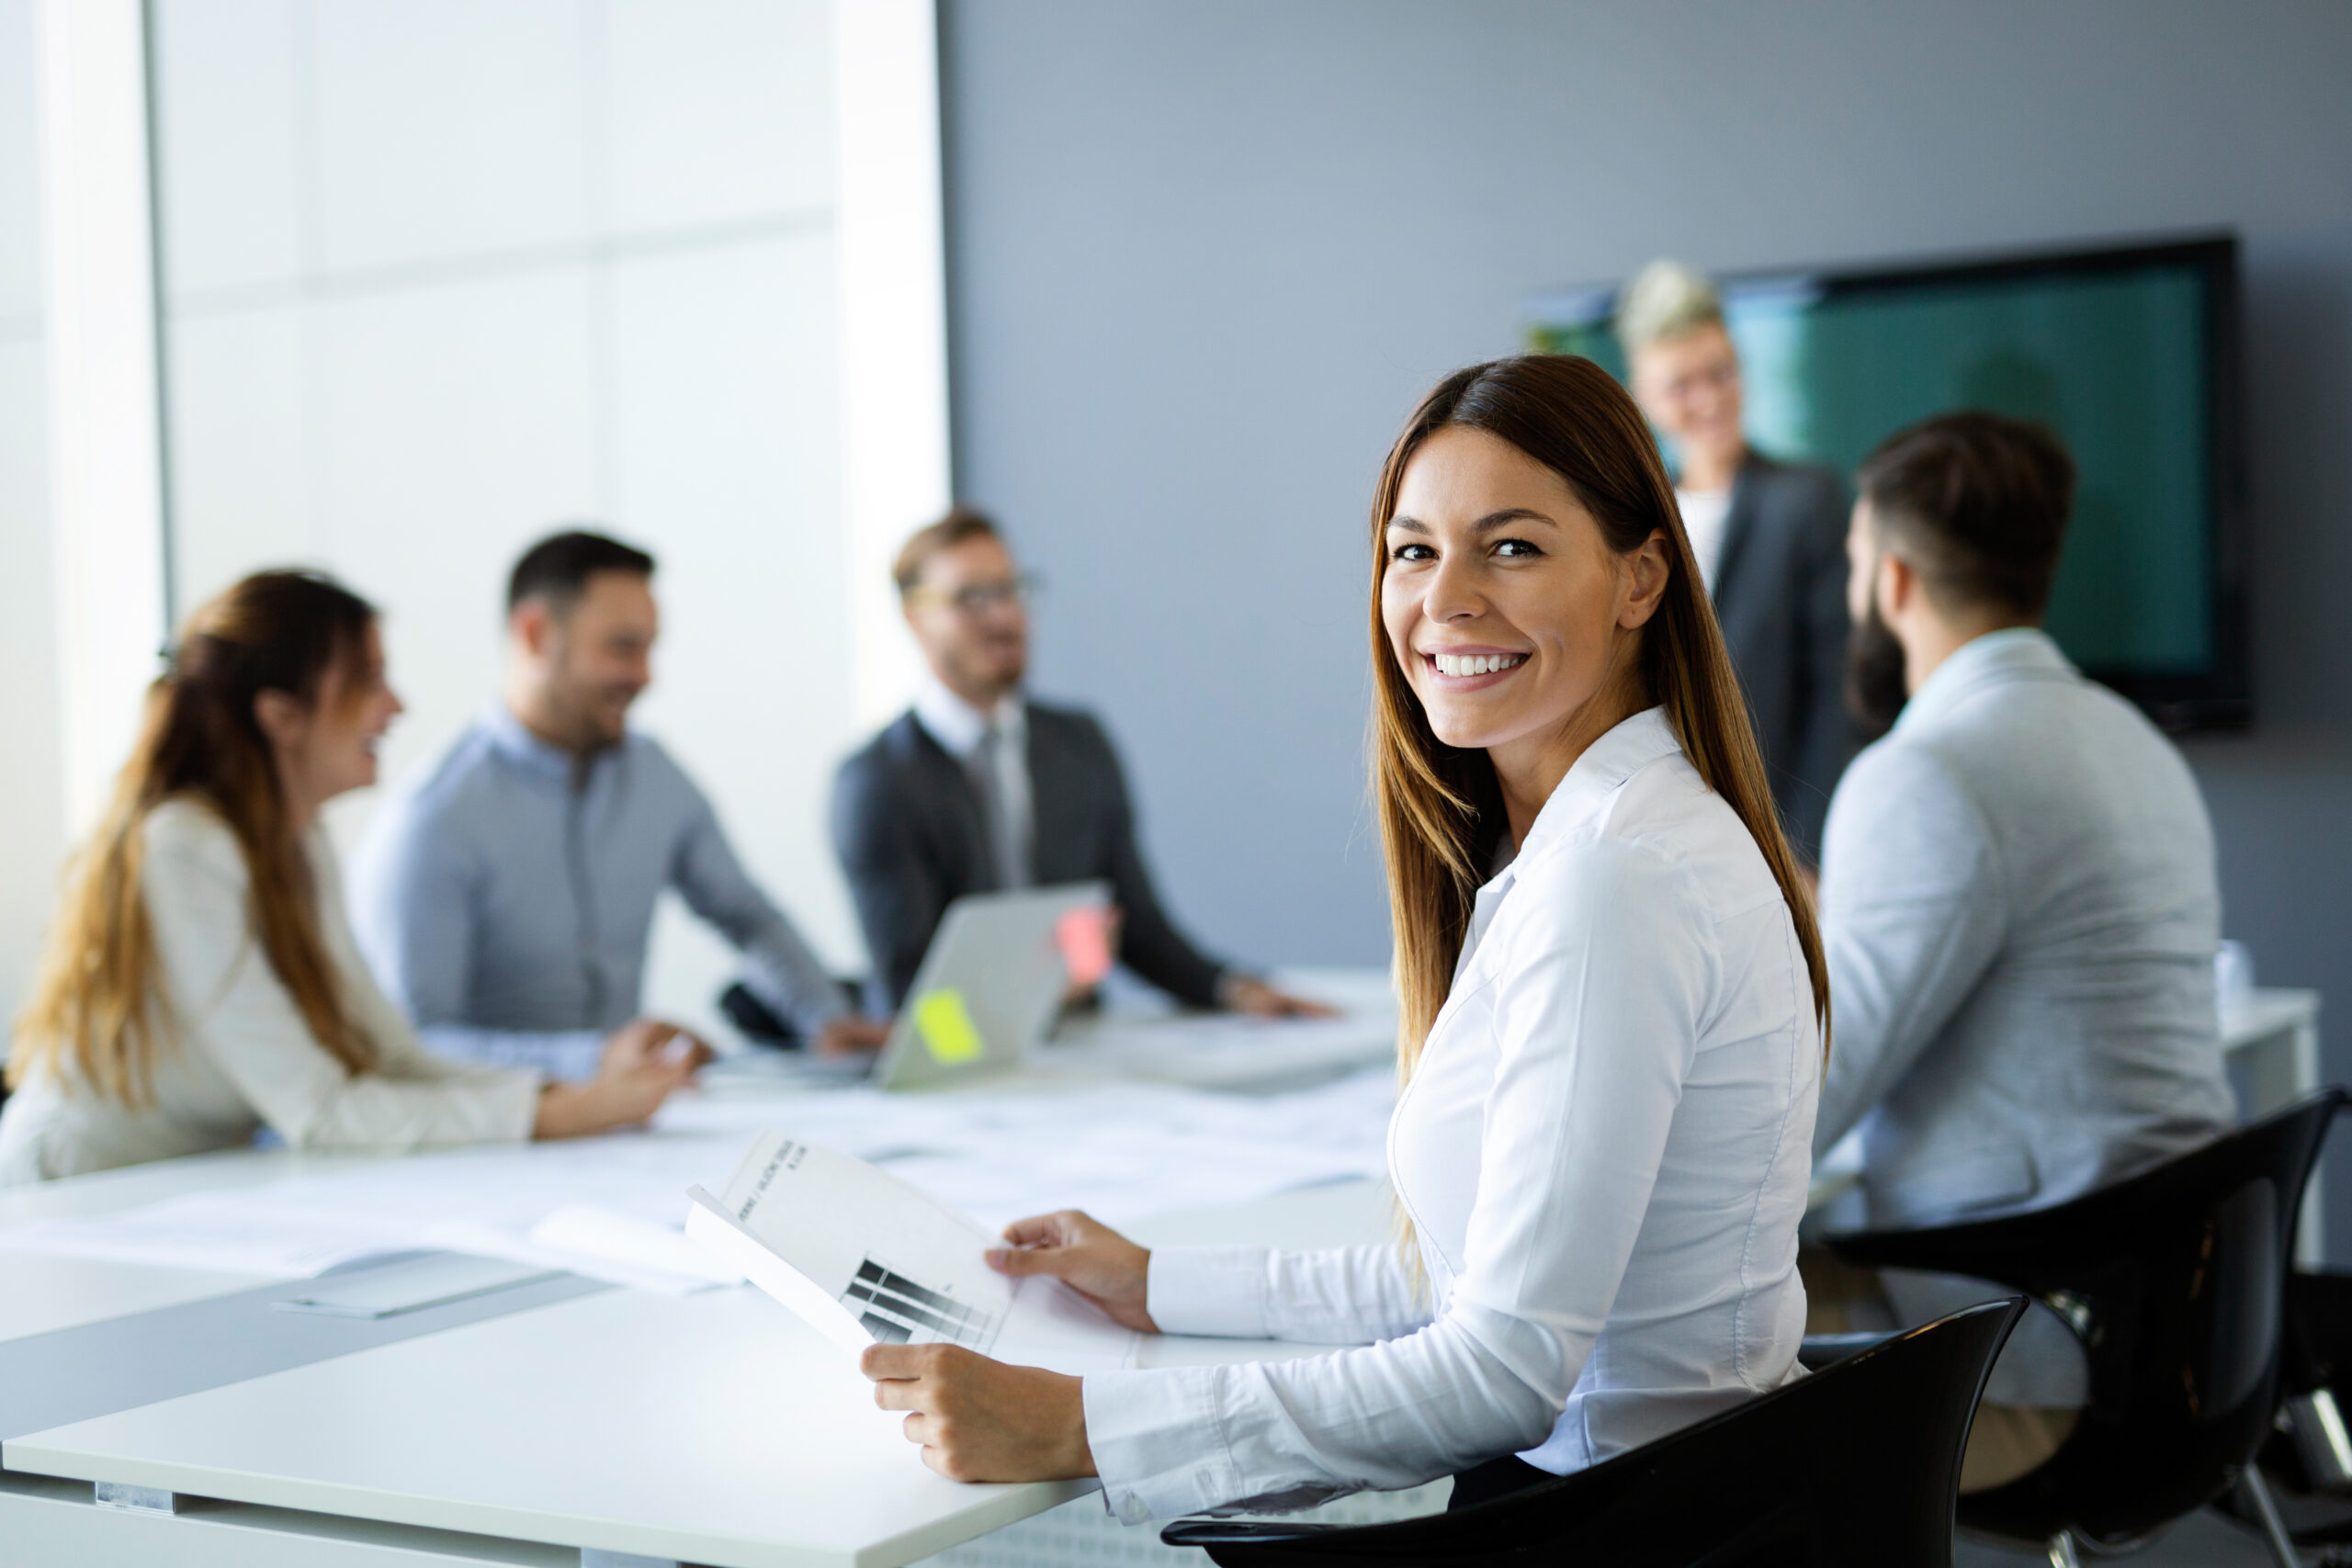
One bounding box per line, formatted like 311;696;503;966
10;571;385;1102
1371;356;1829;1077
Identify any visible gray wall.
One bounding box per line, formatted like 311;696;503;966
938;4;2352;1245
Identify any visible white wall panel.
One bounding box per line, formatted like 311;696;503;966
150;0;305;298
0;0;42;323
147;0;903;1031
605;0;835;233
607;231;857;1018
0;0;59;1029
314;268;601;821
311;0;592;273
165;304;314;606
0;338;65;1022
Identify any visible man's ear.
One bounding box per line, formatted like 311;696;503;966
511;602;550;660
1878;551;1917;623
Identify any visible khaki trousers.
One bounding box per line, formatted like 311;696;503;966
1798;1247;2079;1494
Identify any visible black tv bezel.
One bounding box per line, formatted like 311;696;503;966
1557;234;2253;732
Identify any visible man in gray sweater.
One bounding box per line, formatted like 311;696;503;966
1808;412;2233;1492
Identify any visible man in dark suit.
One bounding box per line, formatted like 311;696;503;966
831;510;1329;1016
1622;260;1858;862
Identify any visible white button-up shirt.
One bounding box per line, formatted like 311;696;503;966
1080;708;1820;1519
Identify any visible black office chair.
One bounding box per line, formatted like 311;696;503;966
1159;1296;2026;1567
2206;1267;2352;1558
1820;1088;2347;1568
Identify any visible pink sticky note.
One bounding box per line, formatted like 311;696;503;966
1056;907;1114;989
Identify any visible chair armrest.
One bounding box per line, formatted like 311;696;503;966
1162;1519;1344;1547
1822;1215;2063;1285
1798;1331;1897;1370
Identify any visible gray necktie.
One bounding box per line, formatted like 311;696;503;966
970;721;1026;892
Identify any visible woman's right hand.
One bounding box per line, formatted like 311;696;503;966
532;1018;706;1139
986;1210;1157;1333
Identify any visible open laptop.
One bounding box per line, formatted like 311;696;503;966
869;881;1111;1090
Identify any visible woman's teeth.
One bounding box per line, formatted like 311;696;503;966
1433;652;1527;678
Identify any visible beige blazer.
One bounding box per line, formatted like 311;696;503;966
0;797;540;1184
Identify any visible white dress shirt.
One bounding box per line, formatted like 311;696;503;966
1674;485;1736;592
910;673;1034;890
1080;708;1820;1521
0;798;542;1185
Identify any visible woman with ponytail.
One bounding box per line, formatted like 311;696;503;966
1;570;697;1184
851;357;1830;1520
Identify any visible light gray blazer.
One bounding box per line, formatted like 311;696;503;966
1813;628;2234;1231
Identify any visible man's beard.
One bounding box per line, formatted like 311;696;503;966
1844;595;1909;743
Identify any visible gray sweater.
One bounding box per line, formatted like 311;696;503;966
1815;627;2233;1230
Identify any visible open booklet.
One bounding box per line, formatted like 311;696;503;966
684;1132;1140;1375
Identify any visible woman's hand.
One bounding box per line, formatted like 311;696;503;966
986;1211;1157;1333
862;1343;1093;1482
532;1019;706;1139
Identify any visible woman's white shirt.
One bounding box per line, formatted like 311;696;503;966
1081;708;1820;1522
0;797;541;1185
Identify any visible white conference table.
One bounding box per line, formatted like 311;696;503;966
0;976;1404;1568
0;976;2326;1568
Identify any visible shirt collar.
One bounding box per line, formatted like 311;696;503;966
911;673;1023;760
1895;626;2075;734
483;704;600;784
1518;705;1683;858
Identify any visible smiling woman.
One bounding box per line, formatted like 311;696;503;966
855;355;1837;1524
0;571;697;1185
1369;354;1829;1066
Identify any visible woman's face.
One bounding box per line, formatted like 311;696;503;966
1382;426;1665;761
263;622;405;811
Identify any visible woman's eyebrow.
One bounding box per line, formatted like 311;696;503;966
1471;508;1556;532
1385;508;1557;535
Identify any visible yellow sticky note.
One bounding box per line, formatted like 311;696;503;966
912;988;985;1065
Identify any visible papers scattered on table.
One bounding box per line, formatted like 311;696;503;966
686;1133;1137;1373
0;1067;1397;1288
425;1204;744;1295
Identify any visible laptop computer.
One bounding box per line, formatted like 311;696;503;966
870;881;1112;1090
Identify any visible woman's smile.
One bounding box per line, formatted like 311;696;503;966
1421;646;1532;687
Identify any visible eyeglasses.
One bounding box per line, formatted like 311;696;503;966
906;574;1041;616
1659;361;1739;401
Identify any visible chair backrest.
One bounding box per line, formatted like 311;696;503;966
1831;1089;2346;1548
1167;1298;2025;1567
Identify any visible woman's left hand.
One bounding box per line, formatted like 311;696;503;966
862;1344;1095;1482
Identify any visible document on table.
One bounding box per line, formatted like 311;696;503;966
0;1069;1396;1285
686;1132;1139;1374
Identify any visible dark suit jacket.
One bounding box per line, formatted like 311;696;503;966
1713;453;1860;861
831;702;1227;1011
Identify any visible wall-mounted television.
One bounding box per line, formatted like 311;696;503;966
1528;234;2249;730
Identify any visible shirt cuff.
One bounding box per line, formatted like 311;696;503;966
1147;1246;1272;1338
1083;1364;1244;1524
420;1025;606;1082
491;1068;544;1143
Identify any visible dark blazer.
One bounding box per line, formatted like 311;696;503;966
1712;453;1860;861
831;702;1227;1011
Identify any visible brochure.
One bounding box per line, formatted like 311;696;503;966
685;1131;1140;1374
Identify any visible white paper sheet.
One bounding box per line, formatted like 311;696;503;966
685;1133;1138;1374
0;1068;1397;1286
419;1204;743;1295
